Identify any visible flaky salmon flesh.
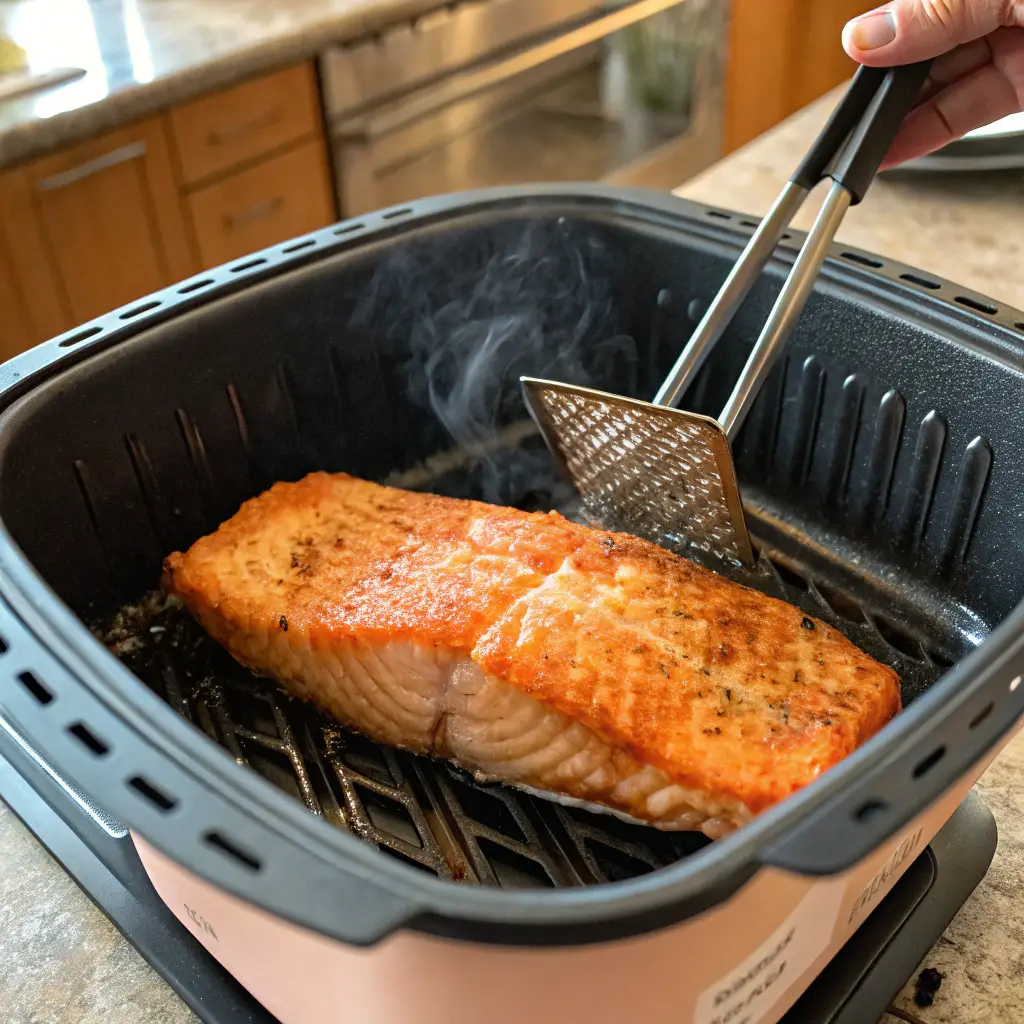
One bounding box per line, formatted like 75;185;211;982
163;472;901;838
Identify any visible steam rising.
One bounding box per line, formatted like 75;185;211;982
349;219;638;508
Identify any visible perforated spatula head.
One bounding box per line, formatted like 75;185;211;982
520;378;754;567
521;62;931;571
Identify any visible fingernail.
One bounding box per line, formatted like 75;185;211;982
849;11;896;50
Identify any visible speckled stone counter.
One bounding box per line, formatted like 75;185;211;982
0;797;198;1024
0;0;443;168
676;89;1024;1024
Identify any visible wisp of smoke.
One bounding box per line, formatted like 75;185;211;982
348;218;637;508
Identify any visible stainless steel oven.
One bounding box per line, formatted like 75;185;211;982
320;0;726;216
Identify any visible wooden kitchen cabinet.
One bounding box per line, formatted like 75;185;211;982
25;117;197;326
172;60;336;269
0;59;333;355
0;167;73;355
186;137;334;268
725;0;868;152
170;63;323;188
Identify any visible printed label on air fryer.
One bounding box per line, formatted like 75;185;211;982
847;825;924;928
183;903;219;941
692;882;845;1024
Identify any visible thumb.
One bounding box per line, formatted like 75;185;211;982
843;0;1024;65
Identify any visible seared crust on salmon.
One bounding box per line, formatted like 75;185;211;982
163;472;901;837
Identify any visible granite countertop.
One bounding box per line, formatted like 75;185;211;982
0;0;443;169
2;88;1024;1024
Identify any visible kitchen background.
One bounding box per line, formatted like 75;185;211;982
0;0;866;357
3;6;1024;1024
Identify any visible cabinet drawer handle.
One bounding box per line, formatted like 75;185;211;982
224;196;285;230
207;110;283;146
37;141;148;192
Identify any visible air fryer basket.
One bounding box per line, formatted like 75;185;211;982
0;185;1021;947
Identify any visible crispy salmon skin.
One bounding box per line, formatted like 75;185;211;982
163;472;900;837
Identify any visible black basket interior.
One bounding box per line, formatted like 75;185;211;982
1;193;1023;892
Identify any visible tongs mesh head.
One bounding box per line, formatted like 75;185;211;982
521;379;754;566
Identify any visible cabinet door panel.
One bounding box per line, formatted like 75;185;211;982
188;138;334;268
27;118;196;324
0;167;72;355
726;0;868;152
170;63;322;187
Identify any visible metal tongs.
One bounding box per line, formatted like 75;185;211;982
522;60;932;568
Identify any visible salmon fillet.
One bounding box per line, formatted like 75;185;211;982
163;472;900;838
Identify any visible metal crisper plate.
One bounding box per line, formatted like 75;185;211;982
98;501;950;890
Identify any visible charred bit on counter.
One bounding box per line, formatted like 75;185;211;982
913;966;944;1008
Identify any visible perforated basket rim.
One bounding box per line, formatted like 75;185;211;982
0;183;1021;948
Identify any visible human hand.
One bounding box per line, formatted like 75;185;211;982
842;0;1024;167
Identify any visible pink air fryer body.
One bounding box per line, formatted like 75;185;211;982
133;735;1015;1024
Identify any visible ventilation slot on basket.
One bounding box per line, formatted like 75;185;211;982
125;434;173;550
175;408;215;505
59;325;103;349
969;702;994;730
178;278;214;295
18;671;53;705
955;296;998;315
854;798;888;823
900;272;941;290
231;258;266;273
67;721;110;756
129;775;178;812
225;383;252;453
842;252;884;269
204;831;262;872
120;300;161;320
912;746;945;778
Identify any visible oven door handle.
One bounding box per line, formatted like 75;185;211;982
333;0;689;143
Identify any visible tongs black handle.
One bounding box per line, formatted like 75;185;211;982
792;60;932;204
654;60;931;416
